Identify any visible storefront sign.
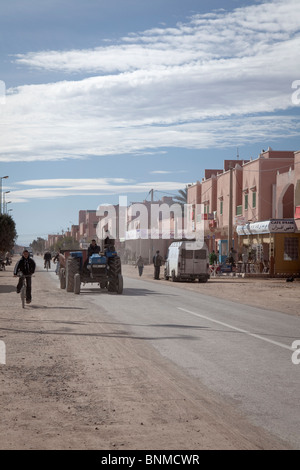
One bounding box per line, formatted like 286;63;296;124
236;219;296;235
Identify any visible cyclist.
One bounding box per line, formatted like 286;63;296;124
14;249;36;304
44;251;52;269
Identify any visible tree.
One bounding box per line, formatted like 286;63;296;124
31;237;46;254
54;236;80;252
173;187;188;205
0;214;17;254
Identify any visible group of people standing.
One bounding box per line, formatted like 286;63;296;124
135;250;164;280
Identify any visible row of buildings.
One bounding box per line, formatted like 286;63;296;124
46;148;300;276
188;148;300;275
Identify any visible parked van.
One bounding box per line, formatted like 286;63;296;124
164;241;210;283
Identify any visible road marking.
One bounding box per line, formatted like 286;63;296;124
177;307;294;351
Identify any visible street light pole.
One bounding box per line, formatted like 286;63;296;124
0;176;9;214
3;191;10;214
228;165;233;258
5;201;12;214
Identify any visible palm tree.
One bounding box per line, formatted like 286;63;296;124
173;187;188;205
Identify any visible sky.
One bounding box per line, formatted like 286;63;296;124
0;0;300;246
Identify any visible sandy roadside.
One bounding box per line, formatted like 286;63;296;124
0;256;292;450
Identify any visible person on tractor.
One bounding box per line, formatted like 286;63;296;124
82;239;101;274
88;239;101;257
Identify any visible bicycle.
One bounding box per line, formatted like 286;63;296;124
44;259;51;271
17;273;34;308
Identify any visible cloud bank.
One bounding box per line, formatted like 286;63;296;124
9;178;188;203
1;0;299;163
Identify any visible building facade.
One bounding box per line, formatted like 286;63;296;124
188;148;300;276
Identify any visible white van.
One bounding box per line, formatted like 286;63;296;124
164;241;210;283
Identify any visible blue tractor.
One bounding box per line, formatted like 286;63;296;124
59;238;123;295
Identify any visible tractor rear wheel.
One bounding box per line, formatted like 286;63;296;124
108;256;122;293
108;255;122;275
116;274;123;294
66;257;80;292
59;268;66;289
74;273;81;294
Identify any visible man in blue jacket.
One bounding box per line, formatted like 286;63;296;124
14;249;36;304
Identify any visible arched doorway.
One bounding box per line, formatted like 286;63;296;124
278;184;294;218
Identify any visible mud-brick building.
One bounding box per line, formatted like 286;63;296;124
188;148;300;276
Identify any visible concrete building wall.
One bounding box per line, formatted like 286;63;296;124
187;182;201;205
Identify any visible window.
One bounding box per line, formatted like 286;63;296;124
182;249;193;259
220;200;223;215
284;237;299;261
252;191;256;208
194;249;207;260
244;194;248;210
204;204;210;214
236;205;242;215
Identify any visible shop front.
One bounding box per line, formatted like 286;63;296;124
236;219;300;276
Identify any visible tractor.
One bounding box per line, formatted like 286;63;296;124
58;237;123;295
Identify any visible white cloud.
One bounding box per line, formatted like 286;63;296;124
1;0;299;163
14;1;300;74
9;178;187;203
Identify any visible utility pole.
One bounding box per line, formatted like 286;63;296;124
228;165;233;258
0;176;9;215
149;189;154;264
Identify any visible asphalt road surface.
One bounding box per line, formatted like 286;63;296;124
45;258;300;449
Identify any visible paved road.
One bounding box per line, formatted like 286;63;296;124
44;258;300;448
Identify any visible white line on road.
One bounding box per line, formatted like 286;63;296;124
177;307;294;351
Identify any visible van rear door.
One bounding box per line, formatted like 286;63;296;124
193;248;207;273
181;248;194;274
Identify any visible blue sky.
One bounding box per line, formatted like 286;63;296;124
0;0;300;246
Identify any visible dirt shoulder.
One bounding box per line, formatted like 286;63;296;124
0;257;292;450
122;264;300;317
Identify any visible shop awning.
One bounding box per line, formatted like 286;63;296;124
236;219;296;235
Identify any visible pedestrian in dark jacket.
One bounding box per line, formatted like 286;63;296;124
135;255;144;277
14;249;36;303
153;250;163;280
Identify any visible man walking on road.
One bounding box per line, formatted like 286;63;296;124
135;255;144;277
153;250;163;280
